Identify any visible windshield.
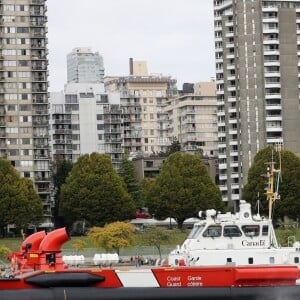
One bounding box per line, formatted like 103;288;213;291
187;224;205;239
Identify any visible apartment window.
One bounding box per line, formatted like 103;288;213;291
23;172;30;178
5;127;18;134
20;116;31;122
7;138;18;145
5;94;18;100
18;60;29;67
7;104;17;111
4;38;15;45
8;149;19;156
17;38;29;44
36;161;49;170
18;72;30;78
4;27;16;33
7;71;16;78
19;104;31;111
19;127;31;134
20;161;33;167
17;49;30;56
20;138;30;144
16;5;28;12
145;161;153;168
3;49;16;55
17;16;28;22
4;60;17;67
4;5;15;11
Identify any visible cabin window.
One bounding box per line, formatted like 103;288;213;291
242;225;260;237
294;257;299;264
262;225;269;236
269;257;275;264
223;225;242;237
203;225;222;238
187;224;205;239
227;258;232;263
248;257;254;264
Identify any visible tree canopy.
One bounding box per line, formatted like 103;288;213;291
60;153;136;227
88;221;135;254
139;227;172;259
166;136;181;156
242;146;300;220
118;153;142;207
0;159;43;233
52;159;73;227
146;153;224;228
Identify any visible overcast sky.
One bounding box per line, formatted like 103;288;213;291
47;0;215;92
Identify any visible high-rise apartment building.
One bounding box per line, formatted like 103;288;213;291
49;83;123;168
214;0;300;206
105;60;178;157
67;47;105;83
165;81;218;157
0;0;52;227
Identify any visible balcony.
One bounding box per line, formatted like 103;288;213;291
266;115;282;122
266;126;282;132
265;103;281;110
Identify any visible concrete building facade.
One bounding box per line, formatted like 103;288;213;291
166;81;218;157
49;83;123;169
214;0;300;206
105;62;178;157
0;0;52;227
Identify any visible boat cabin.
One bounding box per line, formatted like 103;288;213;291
182;200;278;251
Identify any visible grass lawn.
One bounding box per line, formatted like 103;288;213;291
0;229;188;253
1;228;299;255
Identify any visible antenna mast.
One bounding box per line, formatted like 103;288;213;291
266;144;282;220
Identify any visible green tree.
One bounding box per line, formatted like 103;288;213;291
0;245;10;261
52;159;73;226
71;239;87;253
0;159;43;235
242;146;300;221
60;153;135;227
118;153;142;207
166;136;181;156
141;178;156;209
146;153;224;229
139;227;172;259
88;222;135;255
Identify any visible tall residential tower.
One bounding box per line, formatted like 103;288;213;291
67;47;105;83
214;0;300;206
0;0;52;227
